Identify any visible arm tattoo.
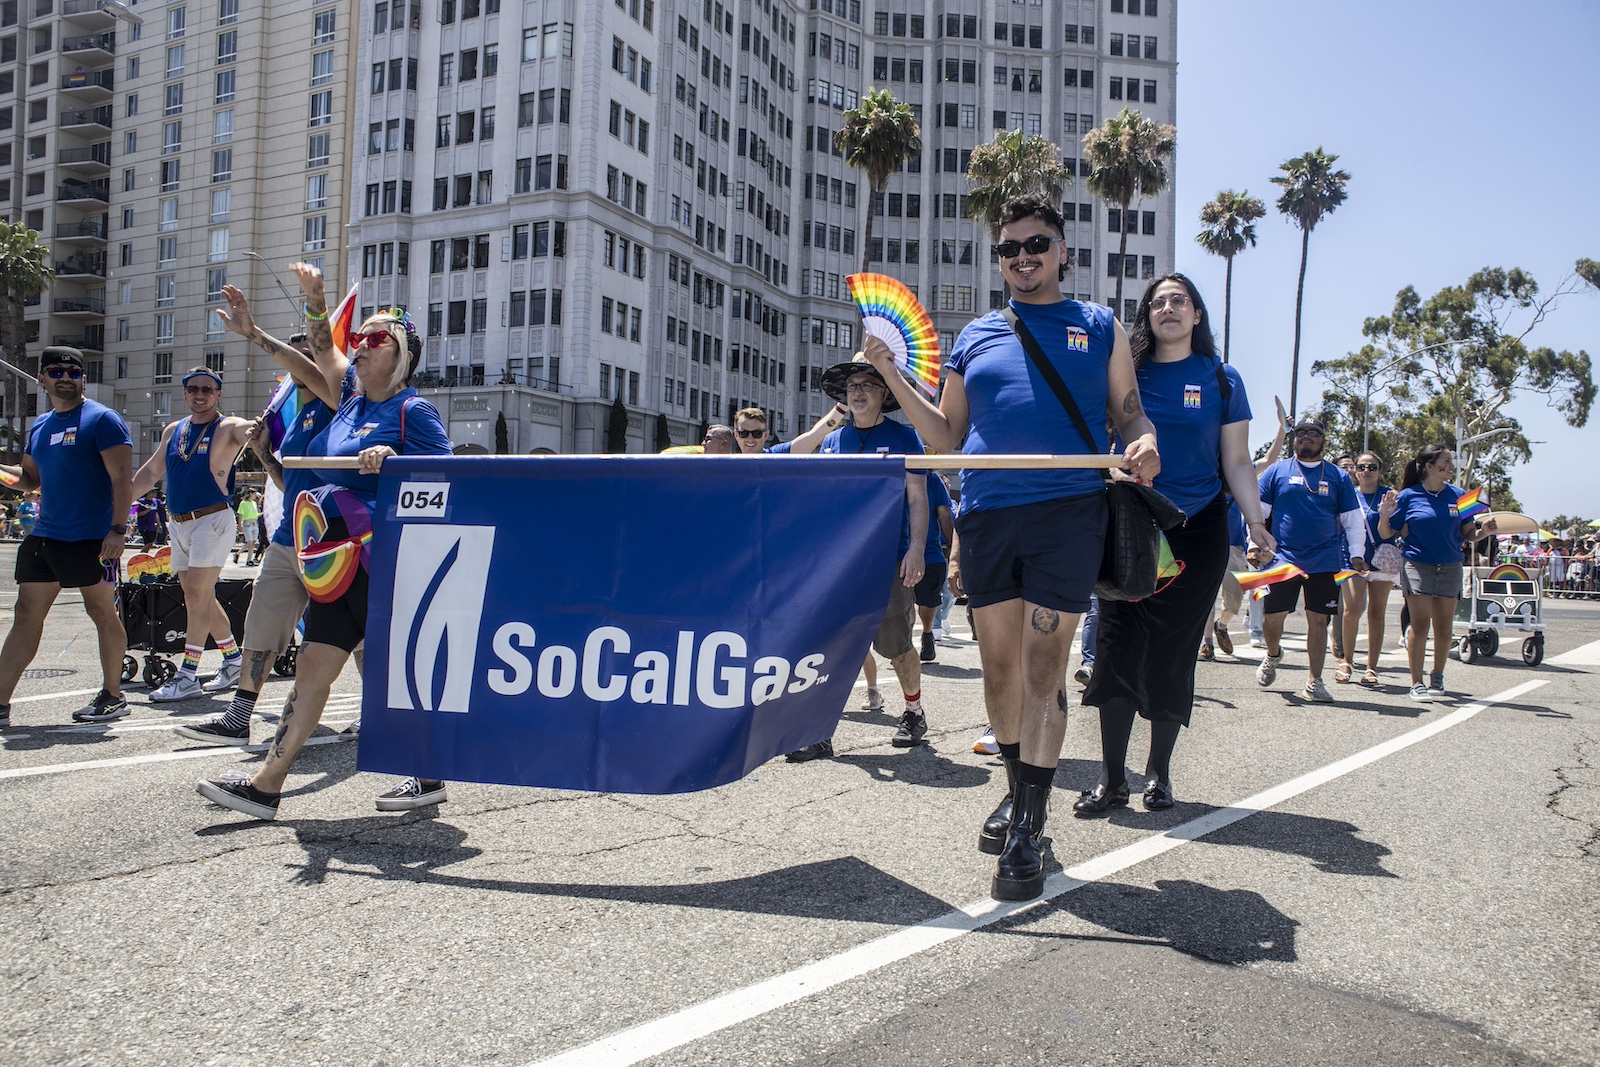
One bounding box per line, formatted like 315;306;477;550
306;318;335;362
270;689;296;762
1121;389;1142;417
1030;607;1060;634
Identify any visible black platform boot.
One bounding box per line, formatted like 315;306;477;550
991;780;1051;901
978;757;1018;855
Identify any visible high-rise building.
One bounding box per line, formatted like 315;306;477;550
4;0;359;464
348;0;1180;454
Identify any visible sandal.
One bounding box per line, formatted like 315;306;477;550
1360;668;1379;686
1334;661;1353;683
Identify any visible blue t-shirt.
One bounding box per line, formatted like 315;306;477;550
764;441;792;454
820;416;923;558
947;299;1114;514
1226;498;1247;549
1259;458;1358;574
1392;483;1470;565
306;389;453;519
272;390;341;547
924;472;952;565
1119;354;1250;517
1354;485;1398;557
26;399;131;541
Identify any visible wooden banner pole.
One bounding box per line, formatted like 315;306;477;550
281;453;1125;471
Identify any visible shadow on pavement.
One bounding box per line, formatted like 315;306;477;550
1;724;120;750
917;662;983;680
831;748;993;787
1005;877;1301;964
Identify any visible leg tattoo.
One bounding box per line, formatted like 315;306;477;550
1030;607;1060;635
1056;688;1068;714
247;649;269;687
271;689;296;762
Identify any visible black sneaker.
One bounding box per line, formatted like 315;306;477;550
375;777;448;811
785;739;834;762
892;709;928;747
173;717;251;747
0;703;9;728
196;776;281;820
72;690;130;723
919;632;936;662
1074;666;1092;685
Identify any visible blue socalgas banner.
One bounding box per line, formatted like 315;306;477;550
356;456;905;793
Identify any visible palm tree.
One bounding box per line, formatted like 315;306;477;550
1083;107;1177;319
965;129;1072;236
1271;147;1351;419
1194;190;1265;363
834;88;922;274
0;221;54;461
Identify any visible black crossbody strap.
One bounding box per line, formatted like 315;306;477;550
1000;307;1111;484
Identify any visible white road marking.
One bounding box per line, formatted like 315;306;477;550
1550;638;1600;666
526;678;1549;1067
0;731;359;780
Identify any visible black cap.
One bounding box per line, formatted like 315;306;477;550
40;346;84;370
1292;415;1326;434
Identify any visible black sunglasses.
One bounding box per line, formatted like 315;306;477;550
45;367;84;380
1354;462;1380;472
992;235;1063;258
736;429;766;438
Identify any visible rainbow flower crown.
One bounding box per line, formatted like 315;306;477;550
372;306;419;336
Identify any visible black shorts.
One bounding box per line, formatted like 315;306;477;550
956;491;1107;614
914;562;948;608
16;535;109;589
302;566;369;653
1261;570;1341;616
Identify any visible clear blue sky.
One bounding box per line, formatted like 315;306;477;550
1173;0;1599;522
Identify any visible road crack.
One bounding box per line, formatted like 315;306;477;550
1546;733;1599;859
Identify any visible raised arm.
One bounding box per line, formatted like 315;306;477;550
860;336;968;453
786;403;849;455
289;262;351;401
1254;396;1289;475
245;415;285;492
215;284;338;409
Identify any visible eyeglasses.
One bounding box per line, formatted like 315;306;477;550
992;235;1064;259
1354;462;1380;472
736;428;766;438
44;367;84;380
184;385;217;395
1149;294;1191;312
351;329;395;348
845;381;883;393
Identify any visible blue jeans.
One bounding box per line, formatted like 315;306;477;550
933;582;954;635
1081;595;1099;667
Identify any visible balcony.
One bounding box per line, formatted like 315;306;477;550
61;0;118;29
61;32;115;59
53;333;105;353
56;142;110;174
54;253;106;279
56;177;109;204
53;296;106;316
55;217;108;243
59;67;113;103
58;104;112;131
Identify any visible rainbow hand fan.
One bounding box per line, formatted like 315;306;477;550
846;273;941;397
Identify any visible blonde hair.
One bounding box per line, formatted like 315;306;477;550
356;313;415;394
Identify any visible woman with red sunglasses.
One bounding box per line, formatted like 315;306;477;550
1336;451;1401;687
199;290;453;821
1076;274;1274;816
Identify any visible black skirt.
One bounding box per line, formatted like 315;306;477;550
1082;493;1230;726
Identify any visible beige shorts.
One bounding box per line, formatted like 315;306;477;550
241;542;309;653
169;508;236;571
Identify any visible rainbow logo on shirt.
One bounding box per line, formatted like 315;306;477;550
352;422;381;439
62;428;77;446
1065;326;1089;352
1183;384;1202;409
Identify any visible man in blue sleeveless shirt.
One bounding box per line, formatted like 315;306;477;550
132;368;250;700
0;347;133;726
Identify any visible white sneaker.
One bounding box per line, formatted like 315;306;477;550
149;674;205;702
1256;655;1280;687
1409;683;1433;703
1301;677;1334;703
973;729;999;755
1249;636;1266;648
860;687;884;711
201;658;242;693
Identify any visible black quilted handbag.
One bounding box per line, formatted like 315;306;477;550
1001;308;1187;601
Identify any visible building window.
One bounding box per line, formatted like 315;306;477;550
219;0;239;24
309;90;332;126
216;29;237;64
211;149;232;182
311;49;334;86
159;160;179;191
307;131;329;167
304;214;325;251
312;9;336;43
215;69;235;102
166;44;185;77
212;109;233;144
209;228;229;261
306;173;328;208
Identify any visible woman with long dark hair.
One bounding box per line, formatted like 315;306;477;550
1376;444;1496;702
1336;451;1402;687
1076;274;1273;814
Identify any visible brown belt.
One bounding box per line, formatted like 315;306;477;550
171;501;230;523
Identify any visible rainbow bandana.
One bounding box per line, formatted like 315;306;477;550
294;486;374;603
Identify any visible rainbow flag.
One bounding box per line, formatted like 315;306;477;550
328;281;359;357
1333;570;1359;584
1232;561;1306;592
1455;487;1489;520
261;375;302;453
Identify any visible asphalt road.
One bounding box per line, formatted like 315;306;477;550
2;544;1596;1067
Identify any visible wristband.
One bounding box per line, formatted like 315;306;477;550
304;306;329;322
109;525;127;535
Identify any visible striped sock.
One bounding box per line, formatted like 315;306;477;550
180;643;203;679
215;635;241;662
219;688;259;732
